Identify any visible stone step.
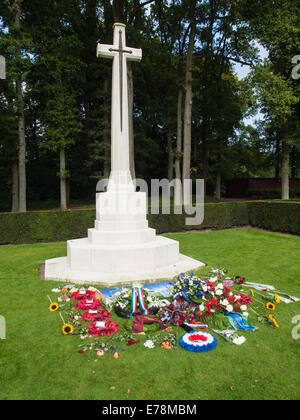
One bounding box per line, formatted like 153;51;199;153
88;227;156;245
94;219;149;232
67;236;179;273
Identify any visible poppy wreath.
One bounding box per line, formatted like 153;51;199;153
81;309;111;323
75;298;102;311
87;321;119;337
71;290;96;301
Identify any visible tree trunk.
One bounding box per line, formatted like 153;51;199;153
174;86;183;205
216;171;221;200
182;0;197;204
275;136;281;178
14;0;26;212
11;162;19;212
291;145;296;179
281;140;290;200
60;147;67;210
127;61;136;182
17;78;26;212
167;130;173;181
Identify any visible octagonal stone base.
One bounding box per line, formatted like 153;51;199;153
43;248;205;287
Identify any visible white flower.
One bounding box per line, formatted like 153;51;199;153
233;336;246;346
216;283;224;290
243;312;249;318
51;288;61;293
215;289;223;296
221;298;229;306
144;340;155;349
199;304;205;312
210;276;218;282
240;305;247;311
226;304;233;313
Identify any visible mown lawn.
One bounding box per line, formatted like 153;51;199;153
0;228;299;400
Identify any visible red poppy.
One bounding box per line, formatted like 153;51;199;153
211;299;218;305
234;306;241;312
204;310;211;317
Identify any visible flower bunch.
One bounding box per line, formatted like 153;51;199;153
108;287;163;314
158;301;196;326
171;272;253;321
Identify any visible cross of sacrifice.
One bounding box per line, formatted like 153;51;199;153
97;23;142;184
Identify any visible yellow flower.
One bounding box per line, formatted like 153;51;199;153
266;302;275;310
274;294;280;304
49;303;59;312
62;324;74;335
268;314;279;328
250;290;254;297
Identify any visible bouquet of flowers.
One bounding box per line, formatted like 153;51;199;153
170;271;253;326
107;287;164;318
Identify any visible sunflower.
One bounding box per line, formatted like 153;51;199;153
266;302;275;310
274;294;281;304
49;302;59;312
268;314;279;328
62;324;74;335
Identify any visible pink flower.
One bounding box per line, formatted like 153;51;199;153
96;350;104;357
113;352;119;358
223;280;234;287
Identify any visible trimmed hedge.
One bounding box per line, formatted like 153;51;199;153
247;201;300;236
248;188;300;199
0;201;299;245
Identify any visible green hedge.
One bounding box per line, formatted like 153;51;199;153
0;201;299;245
247;201;300;235
248;188;300;199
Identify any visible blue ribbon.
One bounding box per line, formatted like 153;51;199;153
224;312;257;332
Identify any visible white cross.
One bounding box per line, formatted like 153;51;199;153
97;23;142;189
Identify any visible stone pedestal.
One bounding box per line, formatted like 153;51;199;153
44;189;205;286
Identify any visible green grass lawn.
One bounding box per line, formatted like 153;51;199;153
0;228;300;400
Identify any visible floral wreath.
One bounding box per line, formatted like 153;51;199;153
179;331;217;353
71;290;96;301
81;309;111;323
109;287;163;318
87;321;119;337
75;298;102;311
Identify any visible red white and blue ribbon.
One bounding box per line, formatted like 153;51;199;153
137;287;149;316
130;287;149;318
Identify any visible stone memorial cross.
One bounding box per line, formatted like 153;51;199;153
97;23;142;191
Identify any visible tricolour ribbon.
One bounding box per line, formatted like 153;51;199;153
130;287;138;318
130;287;149;318
137;287;149;315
